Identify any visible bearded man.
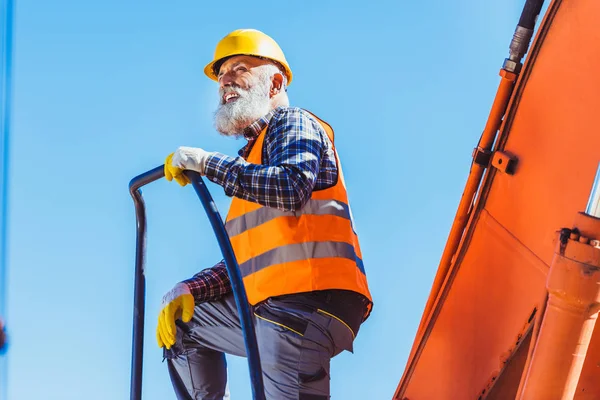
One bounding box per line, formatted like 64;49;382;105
157;29;373;400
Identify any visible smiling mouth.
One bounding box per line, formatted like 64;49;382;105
223;93;239;103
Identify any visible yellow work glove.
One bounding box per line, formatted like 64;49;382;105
164;153;190;187
156;282;195;349
164;146;213;187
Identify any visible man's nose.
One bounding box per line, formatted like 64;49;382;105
219;73;235;89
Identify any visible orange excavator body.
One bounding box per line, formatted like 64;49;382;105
394;0;600;398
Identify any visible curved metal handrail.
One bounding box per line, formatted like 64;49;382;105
128;166;265;400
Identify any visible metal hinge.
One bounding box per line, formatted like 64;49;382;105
491;151;518;174
472;147;492;167
472;147;518;175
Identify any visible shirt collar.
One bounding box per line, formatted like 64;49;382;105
238;107;284;157
242;106;283;140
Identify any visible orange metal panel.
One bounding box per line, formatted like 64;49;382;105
486;0;600;266
487;329;533;400
396;0;600;397
402;211;547;399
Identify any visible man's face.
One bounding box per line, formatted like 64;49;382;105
213;55;275;136
217;55;269;100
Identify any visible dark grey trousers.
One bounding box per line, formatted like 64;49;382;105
163;293;356;400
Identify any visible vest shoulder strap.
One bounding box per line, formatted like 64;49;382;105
302;109;335;144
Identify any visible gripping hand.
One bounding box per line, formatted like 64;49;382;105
156;282;195;349
164;147;213;187
164;153;190;187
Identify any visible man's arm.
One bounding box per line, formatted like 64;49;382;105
157;262;231;348
204;108;328;212
182;260;232;302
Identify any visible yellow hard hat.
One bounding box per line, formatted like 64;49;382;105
204;29;293;85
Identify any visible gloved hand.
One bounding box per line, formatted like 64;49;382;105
164;153;190;187
164;146;213;187
156;282;195;349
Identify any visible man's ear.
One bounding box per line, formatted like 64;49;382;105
270;73;284;97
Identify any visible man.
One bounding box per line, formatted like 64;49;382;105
157;29;373;400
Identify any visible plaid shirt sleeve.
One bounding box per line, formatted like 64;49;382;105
182;260;232;302
203;107;329;211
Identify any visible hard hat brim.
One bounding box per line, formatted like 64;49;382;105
203;54;293;85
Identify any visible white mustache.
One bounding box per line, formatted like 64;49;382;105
219;86;246;103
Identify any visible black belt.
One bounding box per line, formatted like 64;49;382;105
266;290;371;337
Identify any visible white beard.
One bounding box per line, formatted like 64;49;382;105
214;76;272;137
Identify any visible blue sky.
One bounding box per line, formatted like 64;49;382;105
2;1;528;399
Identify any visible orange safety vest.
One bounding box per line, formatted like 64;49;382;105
224;110;373;315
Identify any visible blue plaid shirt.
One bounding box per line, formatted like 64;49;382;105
184;106;338;301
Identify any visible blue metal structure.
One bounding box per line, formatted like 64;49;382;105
586;163;600;218
128;167;265;400
0;0;14;399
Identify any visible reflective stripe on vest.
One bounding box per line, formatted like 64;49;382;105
238;240;365;277
225;199;352;238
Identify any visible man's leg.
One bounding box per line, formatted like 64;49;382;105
165;293;357;400
164;294;245;400
254;299;356;400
